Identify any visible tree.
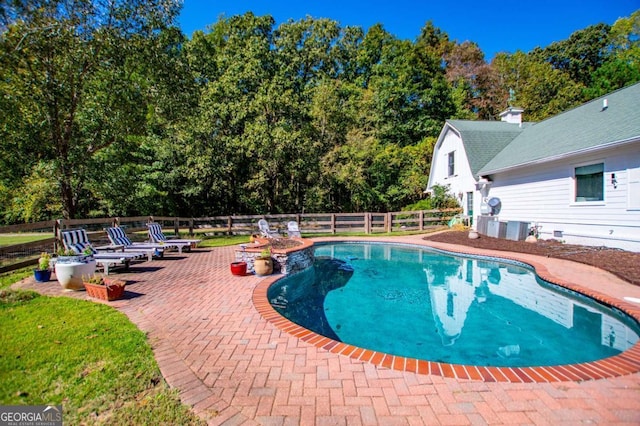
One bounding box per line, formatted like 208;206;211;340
444;41;504;119
0;0;181;219
586;10;640;97
492;51;583;121
532;23;611;87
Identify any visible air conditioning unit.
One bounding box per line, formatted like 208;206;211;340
506;221;529;241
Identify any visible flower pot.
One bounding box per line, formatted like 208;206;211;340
84;279;126;301
230;261;247;276
33;269;52;282
253;256;273;276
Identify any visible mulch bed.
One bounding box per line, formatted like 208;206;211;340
423;230;640;286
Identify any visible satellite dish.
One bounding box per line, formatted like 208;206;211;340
487;197;501;215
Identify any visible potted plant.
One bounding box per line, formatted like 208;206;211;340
55;247;86;263
33;252;52;282
253;246;273;276
83;274;126;301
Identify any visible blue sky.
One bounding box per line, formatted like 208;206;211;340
178;1;639;60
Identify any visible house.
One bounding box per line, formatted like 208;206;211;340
426;82;640;251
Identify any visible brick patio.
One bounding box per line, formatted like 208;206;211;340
15;235;640;425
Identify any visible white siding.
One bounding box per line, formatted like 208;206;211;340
487;143;640;251
427;128;476;216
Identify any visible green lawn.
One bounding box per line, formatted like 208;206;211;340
0;272;204;425
0;234;51;247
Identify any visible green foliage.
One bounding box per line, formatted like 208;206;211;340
1;8;639;222
405;184;459;210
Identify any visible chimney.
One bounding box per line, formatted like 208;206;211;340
499;107;524;125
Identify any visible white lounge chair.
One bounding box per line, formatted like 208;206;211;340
258;219;280;238
60;228;147;275
106;226;165;261
287;221;301;237
147;222;201;253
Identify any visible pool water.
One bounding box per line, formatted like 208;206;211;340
267;242;640;367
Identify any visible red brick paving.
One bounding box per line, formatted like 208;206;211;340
14;235;640;425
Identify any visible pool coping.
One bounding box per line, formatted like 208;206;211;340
252;238;640;383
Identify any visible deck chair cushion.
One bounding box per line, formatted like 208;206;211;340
106;227;133;246
61;229;97;255
147;222;168;242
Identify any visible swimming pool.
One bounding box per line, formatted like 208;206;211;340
262;242;640;376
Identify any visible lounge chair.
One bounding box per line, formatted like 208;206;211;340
147;222;201;253
60;228;147;275
106;226;165;261
258;219;280;238
287;221;301;237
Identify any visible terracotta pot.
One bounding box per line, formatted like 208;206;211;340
84;280;126;301
230;261;247;276
253;257;273;276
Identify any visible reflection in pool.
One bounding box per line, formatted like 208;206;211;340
267;242;640;367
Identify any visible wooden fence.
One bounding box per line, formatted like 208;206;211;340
0;209;460;273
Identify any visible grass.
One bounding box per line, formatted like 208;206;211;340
0;272;204;425
0;234;51;247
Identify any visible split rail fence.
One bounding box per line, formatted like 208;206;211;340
0;209;459;273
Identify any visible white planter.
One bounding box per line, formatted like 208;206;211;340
54;259;97;291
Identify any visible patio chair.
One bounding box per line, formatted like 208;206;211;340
60;228;147;275
258;219;280;238
287;221;301;238
105;226;165;261
147;222;201;253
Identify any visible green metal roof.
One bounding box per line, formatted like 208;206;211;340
479;82;640;175
446;120;527;175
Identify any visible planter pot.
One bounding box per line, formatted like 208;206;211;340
253;257;273;276
230;261;247;276
54;259;97;291
84;280;126;301
33;269;52;282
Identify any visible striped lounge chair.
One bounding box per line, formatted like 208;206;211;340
147;222;201;253
106;226;165;261
60;228;147;275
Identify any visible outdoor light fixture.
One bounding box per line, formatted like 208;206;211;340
475;177;492;198
611;173;617;189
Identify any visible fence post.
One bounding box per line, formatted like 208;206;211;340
227;216;232;235
189;218;194;235
365;213;370;234
53;220;61;253
174;218;179;236
331;214;336;234
419;210;424;231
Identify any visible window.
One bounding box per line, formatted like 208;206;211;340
575;163;603;202
448;151;455;176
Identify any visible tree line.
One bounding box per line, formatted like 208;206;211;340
1;1;638;222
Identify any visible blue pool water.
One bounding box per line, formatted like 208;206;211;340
267;242;640;367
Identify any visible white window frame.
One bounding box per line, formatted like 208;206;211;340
447;151;455;177
571;161;605;206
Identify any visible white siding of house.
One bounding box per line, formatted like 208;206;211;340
427;128;476;217
486;143;640;251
